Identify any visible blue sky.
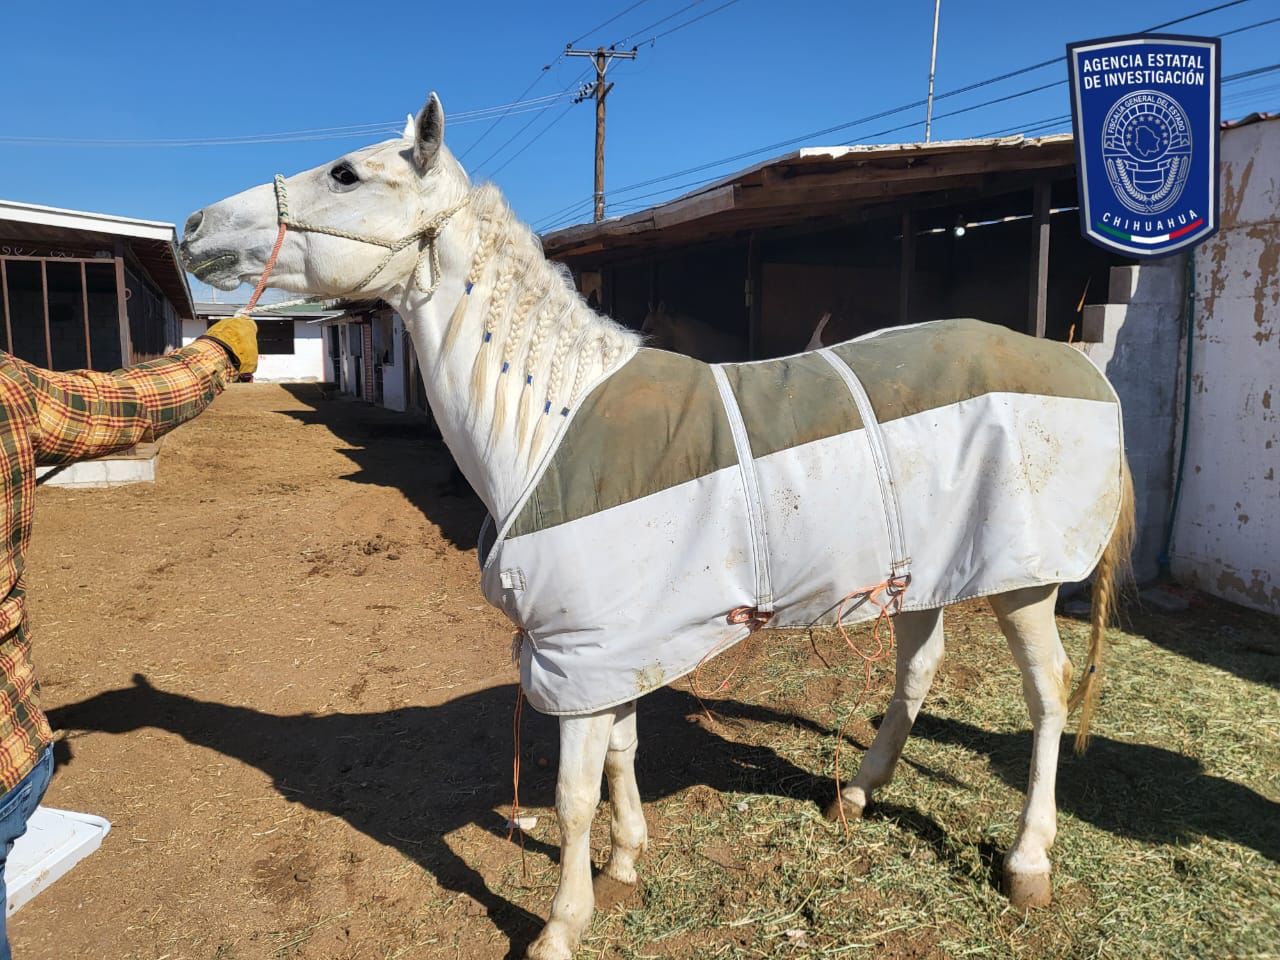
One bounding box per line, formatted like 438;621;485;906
3;0;1277;300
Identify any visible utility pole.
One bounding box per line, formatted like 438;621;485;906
566;45;637;221
924;0;942;142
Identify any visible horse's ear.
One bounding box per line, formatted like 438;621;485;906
413;92;445;171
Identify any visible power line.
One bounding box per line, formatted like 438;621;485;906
973;59;1280;138
487;101;579;178
471;69;592;173
1;92;576;148
460;0;672;164
614;0;708;46
634;0;748;46
457;72;557;161
533;1;1272;228
542;58;1278;230
568;0;655;46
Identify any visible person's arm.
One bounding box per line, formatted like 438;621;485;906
12;316;258;465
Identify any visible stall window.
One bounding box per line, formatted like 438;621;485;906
256;318;295;354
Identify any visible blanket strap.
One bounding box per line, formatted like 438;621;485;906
817;349;912;578
710;364;775;615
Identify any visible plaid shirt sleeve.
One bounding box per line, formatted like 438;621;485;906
10;340;236;466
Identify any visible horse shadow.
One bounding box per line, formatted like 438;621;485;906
274;383;484;549
1120;598;1280;691
48;677;830;958
909;713;1280;864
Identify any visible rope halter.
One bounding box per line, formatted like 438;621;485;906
242;172;470;313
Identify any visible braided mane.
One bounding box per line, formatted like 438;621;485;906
438;184;641;465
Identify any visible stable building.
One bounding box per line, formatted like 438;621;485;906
0;199;200;487
188;301;343;382
319;301;427;414
542;119;1280;611
0;199;193;371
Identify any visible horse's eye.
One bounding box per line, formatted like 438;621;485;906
330;163;359;186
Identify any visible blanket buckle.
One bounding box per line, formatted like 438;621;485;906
727;605;774;629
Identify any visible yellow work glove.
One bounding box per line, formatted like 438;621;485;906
200;316;259;375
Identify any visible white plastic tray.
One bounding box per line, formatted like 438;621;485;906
6;806;111;916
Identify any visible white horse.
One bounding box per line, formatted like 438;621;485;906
182;94;1135;960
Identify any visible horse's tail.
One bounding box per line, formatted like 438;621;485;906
1068;456;1135;754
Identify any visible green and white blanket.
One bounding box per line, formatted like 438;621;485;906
481;318;1125;715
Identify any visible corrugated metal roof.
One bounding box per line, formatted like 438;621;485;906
194;300;347;320
541;133;1076;262
1222;110;1278;130
0;199;195;320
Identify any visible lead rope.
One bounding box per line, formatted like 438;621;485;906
243;223;288;314
683;574;909;839
508;674;528;878
830;573;910;837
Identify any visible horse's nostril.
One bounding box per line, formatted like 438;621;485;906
184;210;204;238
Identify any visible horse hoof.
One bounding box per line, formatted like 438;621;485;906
604;858;638;885
526;933;573;960
1004;869;1052;909
824;797;864;823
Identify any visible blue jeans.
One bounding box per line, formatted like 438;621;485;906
0;748;54;960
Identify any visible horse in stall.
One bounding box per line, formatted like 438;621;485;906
640;301;748;361
181;93;1135;960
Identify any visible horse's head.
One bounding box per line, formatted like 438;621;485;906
181;93;468;299
640;301;673;343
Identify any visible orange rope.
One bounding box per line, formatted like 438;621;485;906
243;221;289;314
829;574;910;837
508;679;528;877
689;607;771;725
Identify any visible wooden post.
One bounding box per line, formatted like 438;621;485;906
113;245;132;366
39;261;52;367
1028;179;1050;338
79;261;93;369
746;232;762;359
566;46;635;222
899;210;915;326
0;260;11;353
594;49;609;223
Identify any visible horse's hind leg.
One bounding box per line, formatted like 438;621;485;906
603;700;647;883
989;584;1069;909
826;607;945;821
527;710;614;960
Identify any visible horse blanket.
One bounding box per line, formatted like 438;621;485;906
480;318;1125;715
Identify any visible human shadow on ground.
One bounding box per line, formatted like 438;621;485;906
910;713;1280;864
276;383;484;550
49;677;830;958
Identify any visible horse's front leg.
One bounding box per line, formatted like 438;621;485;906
603;700;647;883
527;710;614;960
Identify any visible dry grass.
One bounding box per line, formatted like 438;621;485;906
499;597;1280;959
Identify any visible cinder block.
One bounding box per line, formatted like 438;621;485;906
1111;259;1186;306
1108;265;1141;304
1080;304;1113;342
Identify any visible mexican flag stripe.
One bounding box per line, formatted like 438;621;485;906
1096;218;1204;245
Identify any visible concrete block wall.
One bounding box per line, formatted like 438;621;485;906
1171;117;1280;613
1078;257;1187;581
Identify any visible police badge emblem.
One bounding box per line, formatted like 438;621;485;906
1068;34;1220;258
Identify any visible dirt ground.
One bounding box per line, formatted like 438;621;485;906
12;383;1279;960
19;383;530;959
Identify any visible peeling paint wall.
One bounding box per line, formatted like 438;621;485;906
1172;117;1280;614
1079;258;1185;582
